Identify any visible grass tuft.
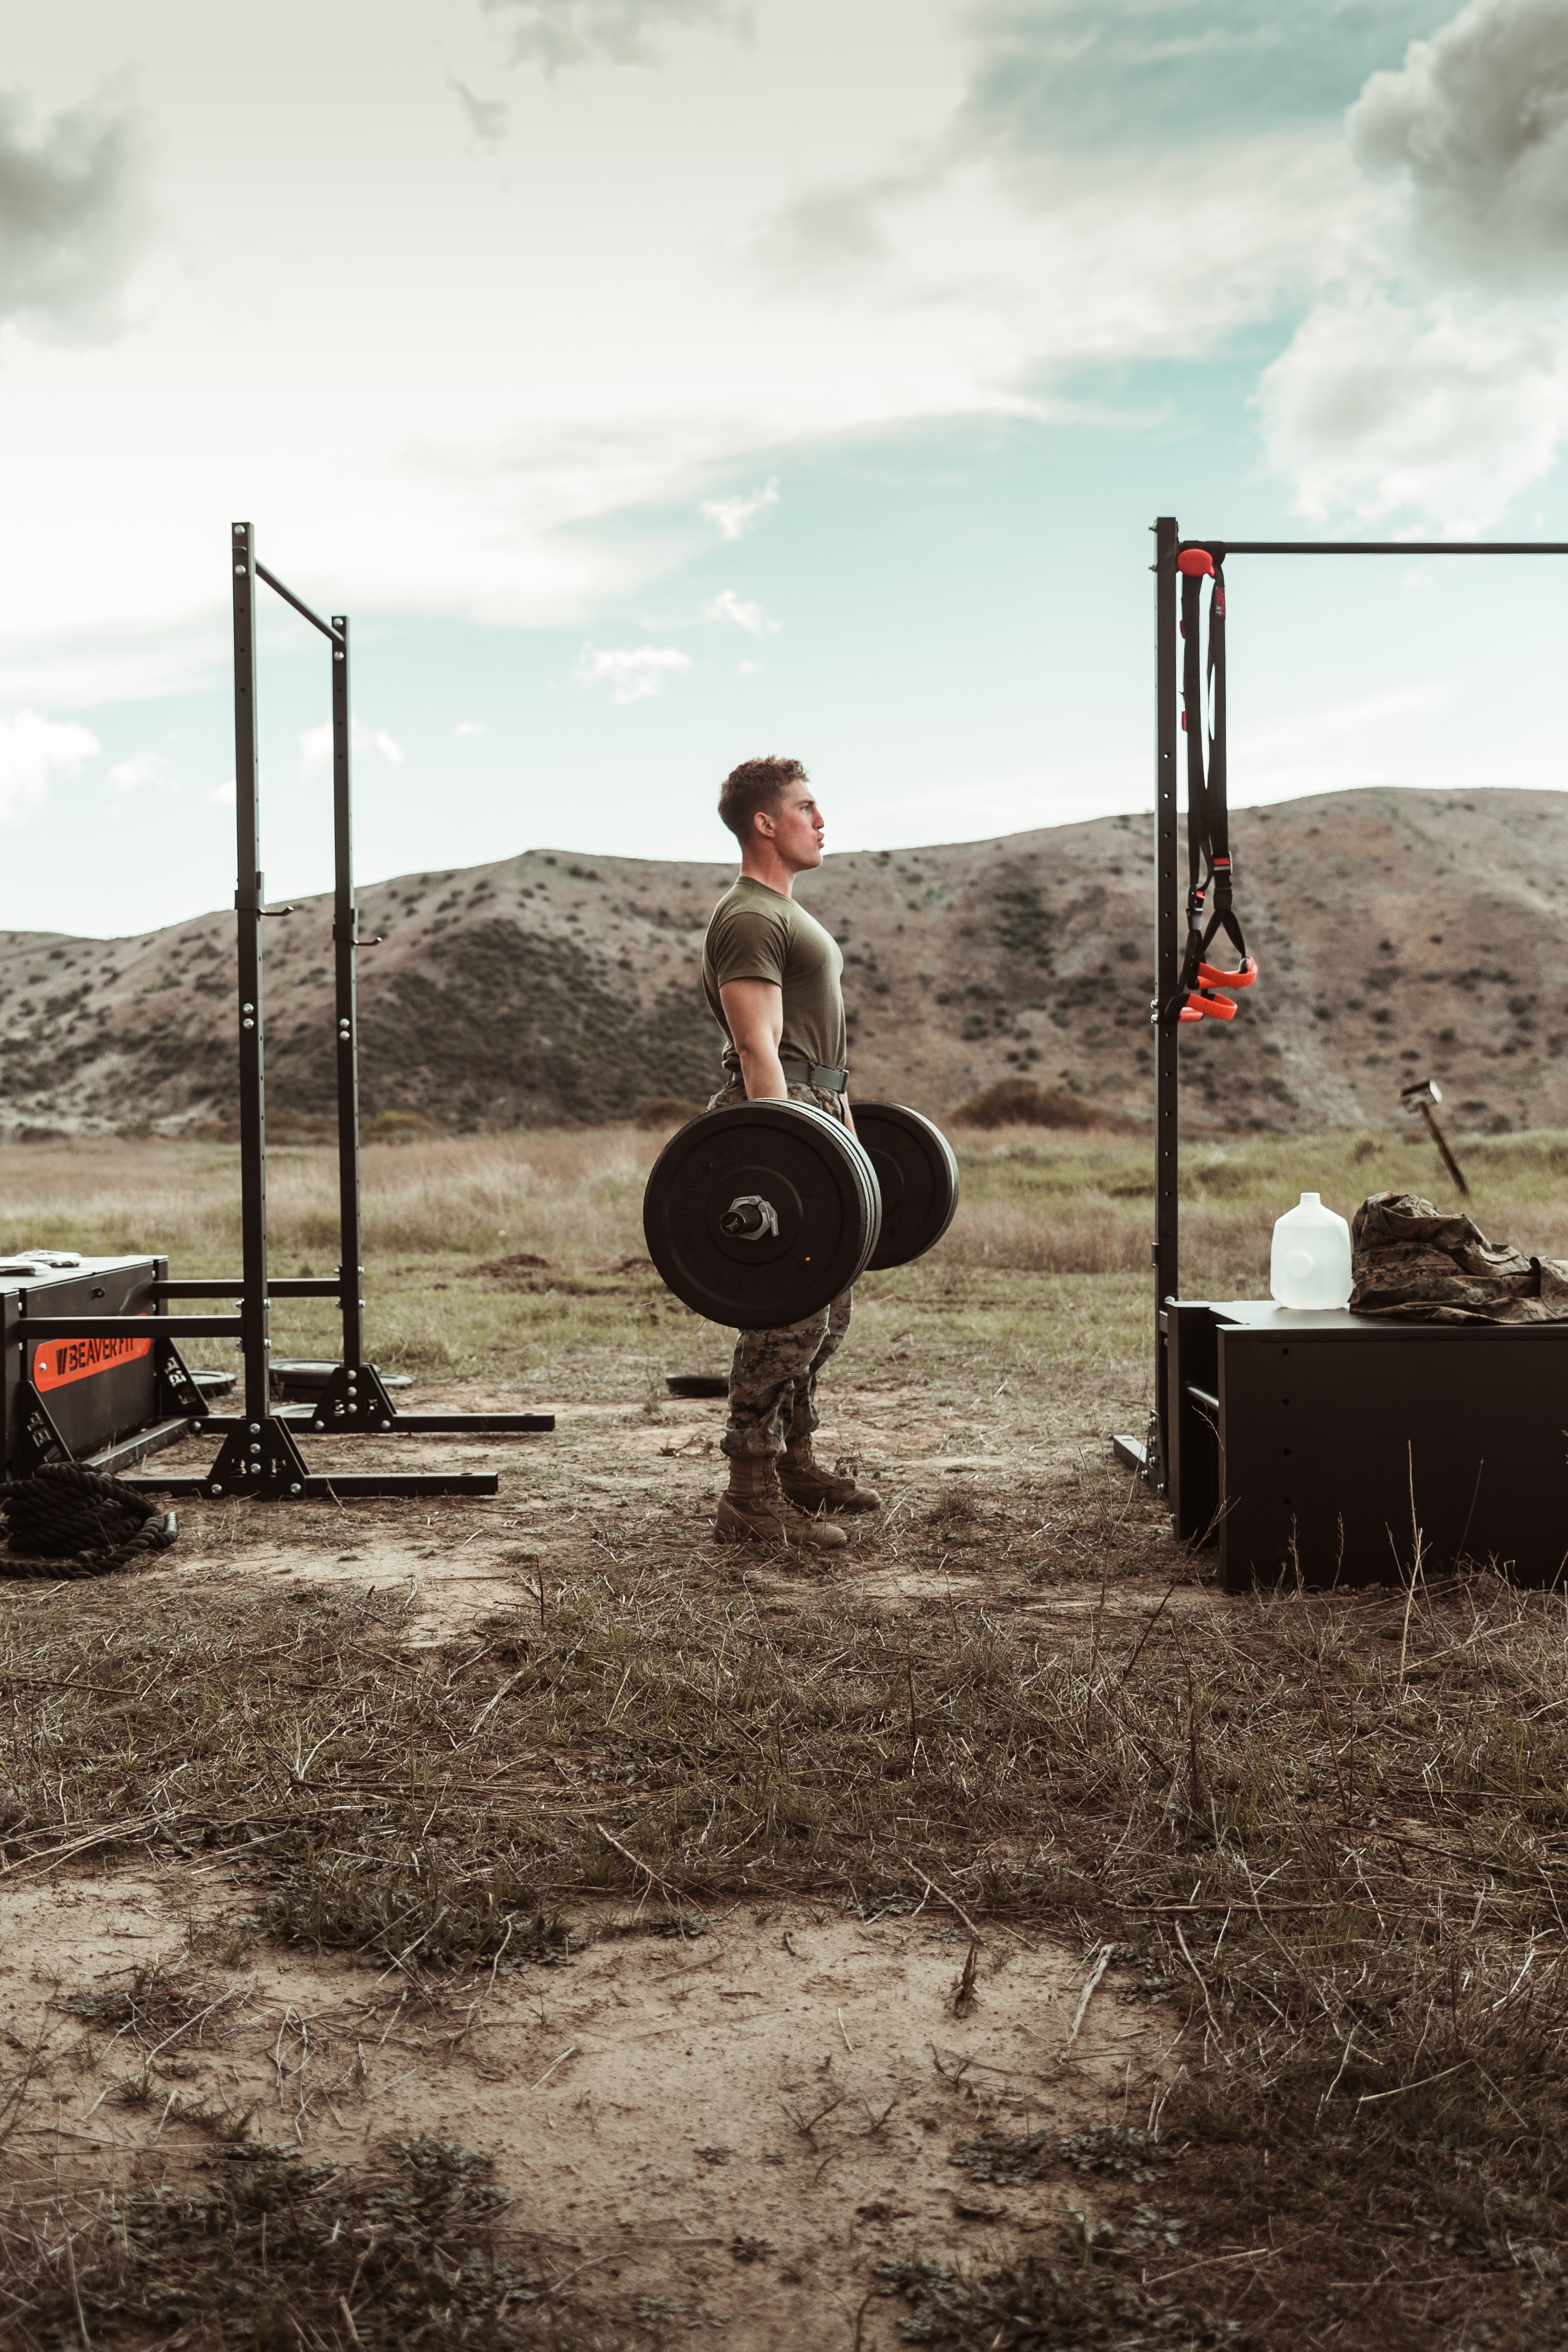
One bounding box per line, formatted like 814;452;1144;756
0;2137;610;2349
262;1852;583;1973
874;2233;1237;2349
949;2125;1165;2190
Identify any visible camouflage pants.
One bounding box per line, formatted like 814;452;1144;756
707;1079;854;1460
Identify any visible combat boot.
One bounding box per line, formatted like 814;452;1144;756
714;1454;848;1551
779;1440;883;1514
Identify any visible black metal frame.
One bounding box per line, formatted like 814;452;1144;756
22;523;552;1503
1120;517;1568;1510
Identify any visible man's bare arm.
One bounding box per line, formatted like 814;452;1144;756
720;980;787;1100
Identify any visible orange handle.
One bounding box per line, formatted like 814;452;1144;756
1182;989;1238;1022
1196;955;1258;991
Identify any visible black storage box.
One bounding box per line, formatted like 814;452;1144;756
1;1255;163;1471
1165;1299;1568;1591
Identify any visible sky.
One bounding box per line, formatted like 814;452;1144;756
5;0;1568;934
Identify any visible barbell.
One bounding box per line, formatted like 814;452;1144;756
642;1098;959;1329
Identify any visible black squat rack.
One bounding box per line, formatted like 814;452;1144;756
25;523;552;1503
1116;517;1568;1588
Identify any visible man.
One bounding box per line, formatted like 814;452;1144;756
701;754;882;1552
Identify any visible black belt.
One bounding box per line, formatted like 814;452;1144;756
781;1059;847;1094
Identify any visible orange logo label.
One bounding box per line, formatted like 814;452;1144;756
33;1332;153;1393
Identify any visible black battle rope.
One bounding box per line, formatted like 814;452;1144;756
1159;545;1259;1030
0;1462;177;1580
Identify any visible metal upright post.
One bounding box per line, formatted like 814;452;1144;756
231;524;271;1431
310;601;404;1434
331;615;366;1372
1152;516;1181;1496
202;524;312;1497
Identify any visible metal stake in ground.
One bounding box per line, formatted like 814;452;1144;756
1400;1076;1469;1200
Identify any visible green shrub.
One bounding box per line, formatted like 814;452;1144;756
361;1110;444;1145
634;1095;706;1129
952;1079;1135;1132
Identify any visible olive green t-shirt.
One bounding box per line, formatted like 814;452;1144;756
702;878;847;1080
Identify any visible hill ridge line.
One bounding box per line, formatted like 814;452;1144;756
0;785;1558;1136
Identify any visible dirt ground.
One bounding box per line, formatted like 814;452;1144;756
9;1312;1564;2351
146;1372;1194;1631
0;1366;1203;2347
1;1866;1176;2348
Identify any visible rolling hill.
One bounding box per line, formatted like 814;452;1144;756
1;785;1563;1137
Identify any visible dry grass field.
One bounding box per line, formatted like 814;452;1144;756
2;1119;1567;2349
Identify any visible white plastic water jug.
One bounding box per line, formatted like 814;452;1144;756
1269;1192;1352;1310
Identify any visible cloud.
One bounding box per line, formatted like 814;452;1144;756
743;6;1360;386
755;182;896;280
1350;0;1568;285
0;0;1478;719
0;711;97;822
1257;293;1568;531
301;718;405;771
573;644;692;702
449;76;509;148
698;479;779;541
208;779;236;807
107;750;167;792
455;720;488;737
1259;0;1568;529
0;81;150;338
483;0;746;71
704;588;779;637
0;3;1387;712
956;1;1444;158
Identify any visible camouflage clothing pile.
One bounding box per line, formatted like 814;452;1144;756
1349;1191;1568;1324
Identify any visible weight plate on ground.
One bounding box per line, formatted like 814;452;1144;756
643;1100;882;1329
854;1102;960;1270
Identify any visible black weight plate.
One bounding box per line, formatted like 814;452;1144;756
854;1102;960;1270
644;1099;882;1330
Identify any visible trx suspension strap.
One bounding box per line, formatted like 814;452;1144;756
1159;545;1259;1029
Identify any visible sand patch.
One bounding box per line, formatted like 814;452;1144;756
0;1866;1179;2349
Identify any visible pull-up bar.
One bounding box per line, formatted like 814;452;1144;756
254;559;344;645
1136;515;1568;1505
1177;540;1568;557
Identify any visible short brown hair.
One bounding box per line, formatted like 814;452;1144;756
717;754;806;844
